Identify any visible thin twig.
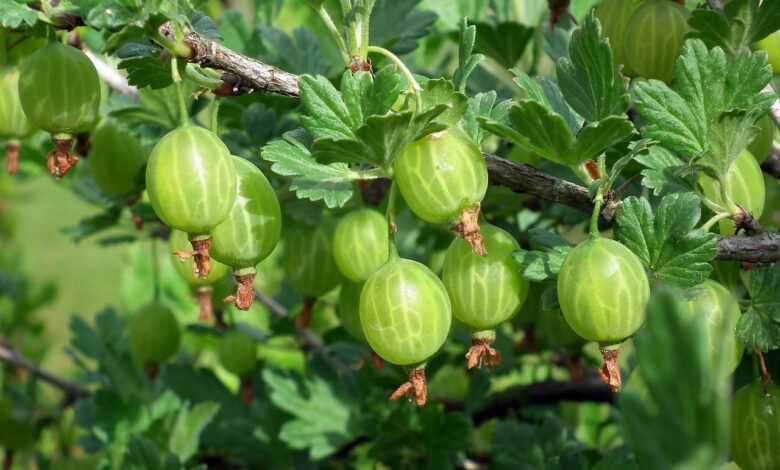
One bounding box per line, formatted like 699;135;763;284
0;342;90;403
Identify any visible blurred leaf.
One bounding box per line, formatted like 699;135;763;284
190;11;219;40
218;10;251;53
169;402;221;462
416;78;467;127
513;246;571;282
492;414;586;469
0;1;37;28
473;21;534;68
256;27;330;76
621;289;730;469
117;41;173;89
635;146;692;196
737;262;780;351
461;91;511;146
616;193;717;288
126;436;182;470
369;0;437;55
263;368;363;460
688;0;780;53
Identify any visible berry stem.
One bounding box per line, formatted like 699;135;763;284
197;286;213;322
5;140;19;176
756;347;772;393
700;211;731;232
466;330;501;369
366;45;422;110
150;239;161;302
385;180;398;246
209;96;220;134
171;56;189;126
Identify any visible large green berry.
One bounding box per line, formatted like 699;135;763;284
338;281;366;342
218;331;257;376
283;219;341;297
442;224;528;330
623;0;689;82
170;229;230;287
0;68;33;139
682;280;743;374
557;238;649;344
88;120;148;199
700;150;765;235
210;157;282;270
146;125;236;234
757;30;780;75
332;209;389;282
18;43;100;134
748;114;775;164
538;310;586;351
359;258;451;366
731;381;780;470
394;129;488;224
594;0;645;75
128;303;181;364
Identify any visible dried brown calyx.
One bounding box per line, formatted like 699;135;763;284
389;367;427;406
466;330;501;369
224;271;256;311
598;347;622;392
454;204;487;256
5;141;19;175
47;137;79;179
733;205;763;235
196;286;213;322
126;194;144;230
173;236;213;279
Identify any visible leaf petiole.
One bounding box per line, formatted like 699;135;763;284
366;45;422;110
171;56;189;126
700;211;731;232
313;4;350;66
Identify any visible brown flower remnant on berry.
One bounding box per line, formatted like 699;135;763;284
233;272;255;311
599;348;622;392
390;367;427;406
47;137;79;179
466;337;502;369
454;204;487;256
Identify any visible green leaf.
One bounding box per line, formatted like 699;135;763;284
461;91;511;146
513;246;572;282
573;116;634;163
126;437;182;470
453;18;484;92
416;78;467;126
621;289;730;469
0;1;38;28
705;112;759;175
168;402;221;462
473;21;534;68
117;41;173;89
688;0;780;52
616;193;718;288
369;0;436;55
635;146;694;196
605;139;655;193
738;262;780;351
255;27;330;76
633;39;773;170
299;75;356;141
492;415;586;469
262;131;359;208
86;2;135;29
262;369;363;460
556;12;629;122
480;100;576;167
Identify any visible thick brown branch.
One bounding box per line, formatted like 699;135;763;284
173;24;299;98
0;342;90;403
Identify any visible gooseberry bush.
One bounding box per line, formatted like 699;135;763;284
2;0;780;468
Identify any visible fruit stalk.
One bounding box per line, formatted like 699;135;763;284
756;348;771;393
196;286;213;322
5;141;19;176
295;297;317;329
389;367;427;406
190;236;213;279
240;376;253;407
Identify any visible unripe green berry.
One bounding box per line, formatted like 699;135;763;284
128;302;181;364
700;150;765;235
731;381;780;470
218;331;257;376
623;0;689;82
333;208;389;282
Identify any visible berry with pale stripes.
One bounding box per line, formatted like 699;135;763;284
624;0;689;82
333;208;389;282
146;125;237;279
210;157;282;310
682;279;743;374
594;0;645;75
128;302;181;366
19;43;101;178
283;218;341;298
0;68;33;175
88;120;148;200
700;150;766;235
442;224;528;368
360;258;451;405
394;128;489;255
731;381;780;470
557;237;649;390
